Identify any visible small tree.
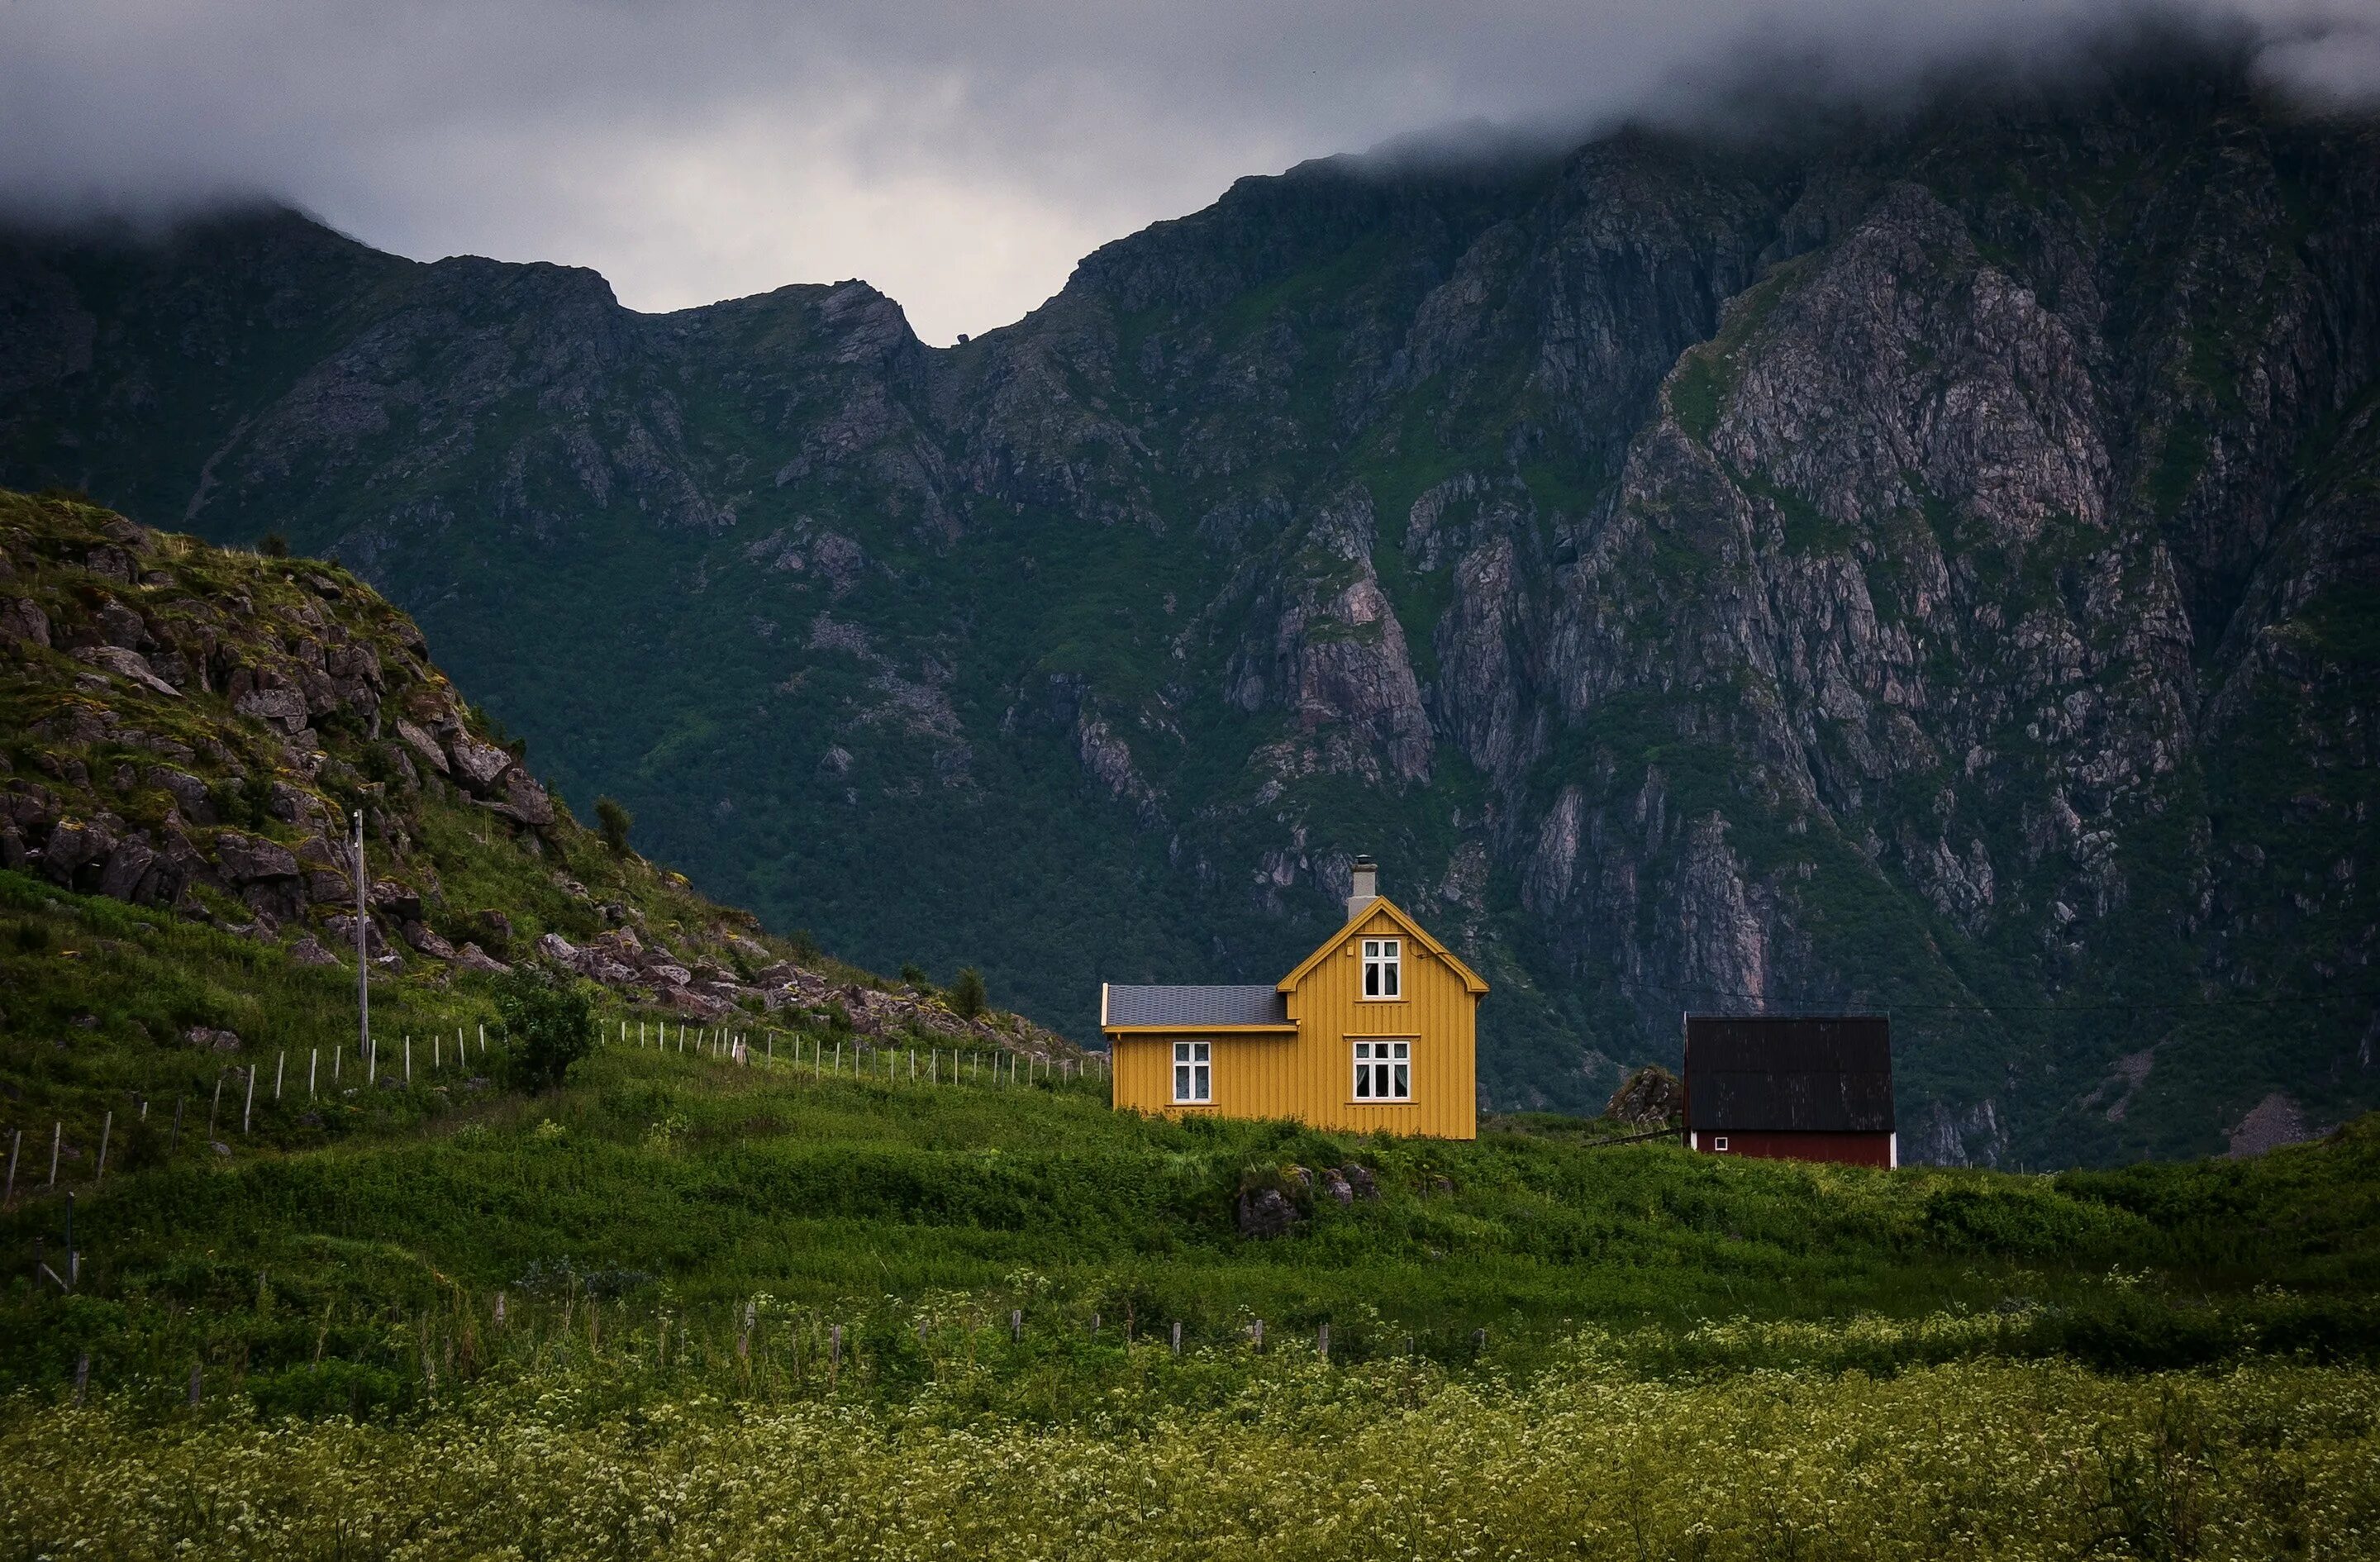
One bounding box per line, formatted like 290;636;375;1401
899;962;926;988
594;796;635;857
495;964;597;1093
258;531;290;558
950;966;988;1020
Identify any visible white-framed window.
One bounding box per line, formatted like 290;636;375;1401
1173;1041;1211;1103
1353;1039;1411;1101
1712;1136;1730;1152
1361;938;1402;998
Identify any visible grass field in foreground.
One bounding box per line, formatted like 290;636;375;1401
7;1010;2378;1417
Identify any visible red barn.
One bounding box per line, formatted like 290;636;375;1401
1682;1014;1897;1168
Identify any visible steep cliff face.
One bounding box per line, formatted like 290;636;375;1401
2;50;2375;1162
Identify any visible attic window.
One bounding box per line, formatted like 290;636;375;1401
1173;1041;1211;1104
1354;1039;1410;1101
1361;938;1402;998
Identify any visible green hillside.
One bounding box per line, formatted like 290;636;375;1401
4;1010;2378;1554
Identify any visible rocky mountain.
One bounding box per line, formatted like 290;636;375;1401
0;488;1075;1064
2;41;2374;1163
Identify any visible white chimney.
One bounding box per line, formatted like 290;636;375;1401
1346;855;1379;921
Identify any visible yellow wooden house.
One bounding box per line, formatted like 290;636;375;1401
1101;858;1488;1139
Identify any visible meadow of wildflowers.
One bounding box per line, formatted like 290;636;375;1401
5;1341;2373;1560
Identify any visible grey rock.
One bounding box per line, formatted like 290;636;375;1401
287;935;340;967
446;732;514;791
403;921;456;959
214;831;300;882
72;645;180;698
1235;1187;1301;1239
0;597;50;647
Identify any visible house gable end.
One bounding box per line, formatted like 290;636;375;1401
1274;896;1488;998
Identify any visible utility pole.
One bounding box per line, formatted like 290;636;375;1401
353;809;369;1069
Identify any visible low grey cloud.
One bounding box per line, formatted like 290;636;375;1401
1;1;2373;344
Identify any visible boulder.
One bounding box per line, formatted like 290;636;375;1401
183;1026;243;1053
95;837;159;902
72;645;180;698
445;732;514;792
1320;1169;1354;1207
534;931;578;964
82;545;136;583
1606;1064;1683;1127
326;912;391;958
496;768;555;826
1338;1164;1380;1201
288;936;340;967
650;963;693;988
452;942;509;974
148;768;215;824
267;780;321;826
39;818;113;887
394;717;450;774
0;598;50;647
403;921;456;959
95;600;150;649
215;831;300;883
369;879;424;921
1236;1187;1302;1239
234;686;311;733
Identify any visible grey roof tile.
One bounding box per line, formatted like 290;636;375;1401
1105;984;1288;1028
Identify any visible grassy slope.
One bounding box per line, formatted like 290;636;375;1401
7;1000;2377;1411
0;489;1066;1181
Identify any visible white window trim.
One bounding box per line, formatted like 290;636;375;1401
1351;1038;1411;1102
1172;1040;1211;1105
1359;937;1402;1000
1712;1136;1730;1152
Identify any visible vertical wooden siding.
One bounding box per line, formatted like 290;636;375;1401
1108;907;1478;1140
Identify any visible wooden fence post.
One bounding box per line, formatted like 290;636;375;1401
4;1126;17;1202
404;1036;412;1083
74;1352;88;1405
169;1096;183;1155
1318;1323;1330;1362
242;1065;255;1134
95;1112;111;1185
1172;1320;1183;1356
275;1051;285;1100
310;1048;318;1098
188;1364;201;1407
1011;1307;1022;1342
1250;1318;1264;1352
49;1121;61;1187
208;1073;223;1136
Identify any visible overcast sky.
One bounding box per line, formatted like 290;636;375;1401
2;1;2373;345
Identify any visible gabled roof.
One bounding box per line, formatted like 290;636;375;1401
1102;983;1292;1030
1274;896;1490;996
1683;1015;1894;1133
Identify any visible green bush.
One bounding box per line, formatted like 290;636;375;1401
593;796;635;856
950;967;987;1019
495;966;596;1093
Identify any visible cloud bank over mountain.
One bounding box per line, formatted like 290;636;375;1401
1;0;2373;342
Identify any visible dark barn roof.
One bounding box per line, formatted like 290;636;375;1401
1683;1015;1894;1133
1104;984;1288;1027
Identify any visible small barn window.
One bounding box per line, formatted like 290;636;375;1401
1712;1136;1730;1151
1361;938;1401;998
1173;1041;1211;1103
1353;1039;1410;1100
